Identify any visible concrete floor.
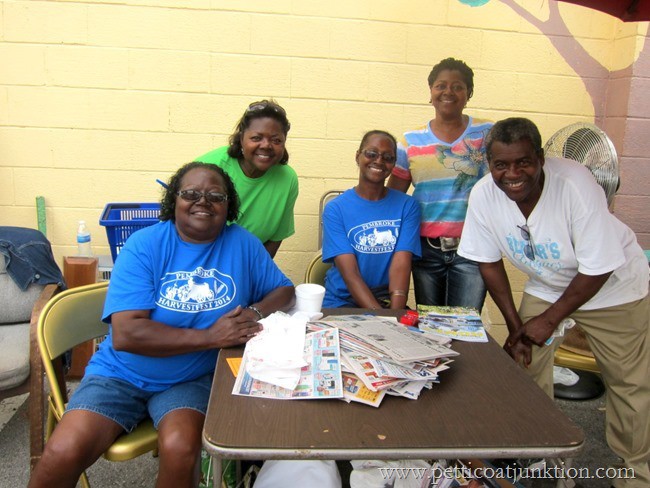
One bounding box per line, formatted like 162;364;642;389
0;392;159;488
0;381;619;488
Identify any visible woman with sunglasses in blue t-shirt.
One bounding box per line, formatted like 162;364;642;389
322;130;421;309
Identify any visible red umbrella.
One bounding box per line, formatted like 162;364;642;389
556;0;650;22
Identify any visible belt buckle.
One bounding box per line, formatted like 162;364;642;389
440;237;460;251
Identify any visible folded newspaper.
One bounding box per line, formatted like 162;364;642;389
417;305;489;343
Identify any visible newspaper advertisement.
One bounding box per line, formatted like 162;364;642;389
341;372;386;407
232;328;343;400
417;305;489;343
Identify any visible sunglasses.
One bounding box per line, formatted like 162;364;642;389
517;224;536;261
246;101;287;116
177;190;228;204
362;150;396;164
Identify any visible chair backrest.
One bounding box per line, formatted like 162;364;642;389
304;250;332;286
317;190;344;248
37;281;109;414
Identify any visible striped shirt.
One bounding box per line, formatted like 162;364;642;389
392;116;493;238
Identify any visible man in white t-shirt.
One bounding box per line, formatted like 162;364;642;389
458;117;649;488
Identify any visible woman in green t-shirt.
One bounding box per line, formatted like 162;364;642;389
196;100;299;258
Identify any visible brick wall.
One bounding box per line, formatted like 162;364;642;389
1;0;646;340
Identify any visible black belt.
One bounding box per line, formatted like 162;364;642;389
424;236;460;251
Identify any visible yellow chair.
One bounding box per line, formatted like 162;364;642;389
37;281;158;488
317;190;344;248
304;250;331;286
554;325;599;374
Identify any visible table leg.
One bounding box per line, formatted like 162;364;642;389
211;455;222;488
550;458;575;488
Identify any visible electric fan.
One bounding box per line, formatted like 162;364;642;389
544;122;619;207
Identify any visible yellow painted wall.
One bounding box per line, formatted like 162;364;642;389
0;0;639;343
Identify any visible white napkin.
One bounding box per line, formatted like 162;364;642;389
244;312;308;390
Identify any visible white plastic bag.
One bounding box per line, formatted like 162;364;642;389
349;459;432;488
254;460;341;488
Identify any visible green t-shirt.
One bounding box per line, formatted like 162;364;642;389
195;146;299;243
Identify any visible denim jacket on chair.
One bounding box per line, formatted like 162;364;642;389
0;226;66;291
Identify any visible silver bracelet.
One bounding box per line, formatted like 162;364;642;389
247;305;264;320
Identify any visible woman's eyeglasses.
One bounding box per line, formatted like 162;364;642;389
177;190;228;204
246;101;286;116
362;150;396;164
517;224;536;261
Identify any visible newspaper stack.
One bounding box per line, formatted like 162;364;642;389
309;315;459;407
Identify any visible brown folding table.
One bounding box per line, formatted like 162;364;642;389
202;309;584;486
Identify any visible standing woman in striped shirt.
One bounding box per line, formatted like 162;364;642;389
388;58;492;311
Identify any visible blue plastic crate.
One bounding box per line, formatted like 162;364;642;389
99;202;161;262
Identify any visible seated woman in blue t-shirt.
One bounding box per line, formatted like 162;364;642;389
322;130;421;309
29;162;295;487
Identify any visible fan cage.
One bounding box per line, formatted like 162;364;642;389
543;122;619;206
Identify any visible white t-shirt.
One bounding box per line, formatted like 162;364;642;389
458;157;648;310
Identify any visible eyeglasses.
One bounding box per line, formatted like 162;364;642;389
362;150;396;164
246;101;287;116
517;224;536;261
177;190;228;204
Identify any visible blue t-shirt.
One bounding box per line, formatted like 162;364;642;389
86;220;293;391
322;188;421;308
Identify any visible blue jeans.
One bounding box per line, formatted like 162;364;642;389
66;373;213;431
412;237;486;311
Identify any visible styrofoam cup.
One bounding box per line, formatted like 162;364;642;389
295;283;326;313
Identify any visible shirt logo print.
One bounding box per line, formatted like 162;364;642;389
158;267;235;312
349;220;400;254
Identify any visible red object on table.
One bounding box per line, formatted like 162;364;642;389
399;310;419;326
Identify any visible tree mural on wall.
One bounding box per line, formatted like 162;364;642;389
465;0;649;126
478;0;648;244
